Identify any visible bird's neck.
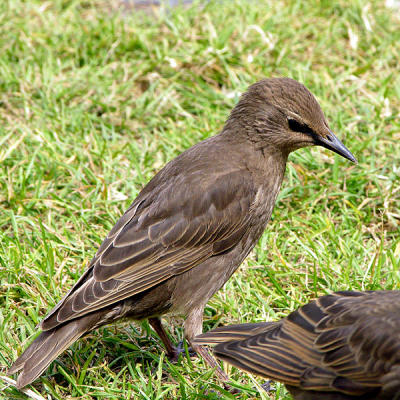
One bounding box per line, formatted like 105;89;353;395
218;128;288;182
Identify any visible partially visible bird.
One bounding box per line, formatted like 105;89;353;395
194;291;400;400
8;78;356;389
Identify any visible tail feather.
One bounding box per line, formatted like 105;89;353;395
193;321;276;345
8;312;104;389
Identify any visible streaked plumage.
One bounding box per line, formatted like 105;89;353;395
8;78;355;388
194;291;400;399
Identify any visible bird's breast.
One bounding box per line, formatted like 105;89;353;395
169;180;283;317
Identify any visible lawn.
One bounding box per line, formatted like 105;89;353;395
0;0;399;399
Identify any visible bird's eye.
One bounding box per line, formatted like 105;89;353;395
288;118;313;134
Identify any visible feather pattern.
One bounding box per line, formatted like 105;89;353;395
195;291;400;399
41;168;257;330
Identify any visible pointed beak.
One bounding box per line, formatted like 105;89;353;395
313;130;357;163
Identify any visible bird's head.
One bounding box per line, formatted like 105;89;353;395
225;77;356;163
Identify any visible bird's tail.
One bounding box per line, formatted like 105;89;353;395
193;321;277;345
8;311;104;389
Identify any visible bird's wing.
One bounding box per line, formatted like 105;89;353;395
213;291;400;396
41;168;257;330
193;322;277;345
314;291;400;394
212;319;307;386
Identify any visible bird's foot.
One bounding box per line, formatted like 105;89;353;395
167;340;197;362
223;383;241;395
177;340;197;357
261;380;273;392
201;383;241;397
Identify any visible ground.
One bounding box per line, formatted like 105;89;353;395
0;0;399;399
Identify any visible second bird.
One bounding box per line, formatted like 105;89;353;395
9;77;356;388
194;291;400;399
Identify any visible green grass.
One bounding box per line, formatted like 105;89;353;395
0;0;399;398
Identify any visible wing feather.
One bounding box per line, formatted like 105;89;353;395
41;168;257;330
199;291;400;396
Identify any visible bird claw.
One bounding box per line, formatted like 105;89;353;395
176;340;197;357
201;384;241;397
261;380;272;392
223;383;241;395
167;340;197;362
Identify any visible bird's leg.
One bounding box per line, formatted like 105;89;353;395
189;341;240;394
149;317;178;360
185;308;238;392
149;317;197;361
189;342;230;382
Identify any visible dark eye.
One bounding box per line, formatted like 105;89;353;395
288;118;313;134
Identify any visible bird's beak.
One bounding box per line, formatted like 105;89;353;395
313;130;357;163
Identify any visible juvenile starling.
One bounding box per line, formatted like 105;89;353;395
194;291;400;400
8;78;356;388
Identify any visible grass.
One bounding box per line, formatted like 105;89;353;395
0;0;399;398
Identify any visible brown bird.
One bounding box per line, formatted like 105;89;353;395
8;78;356;388
194;291;400;400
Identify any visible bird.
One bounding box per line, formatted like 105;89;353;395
8;77;356;388
194;290;400;400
